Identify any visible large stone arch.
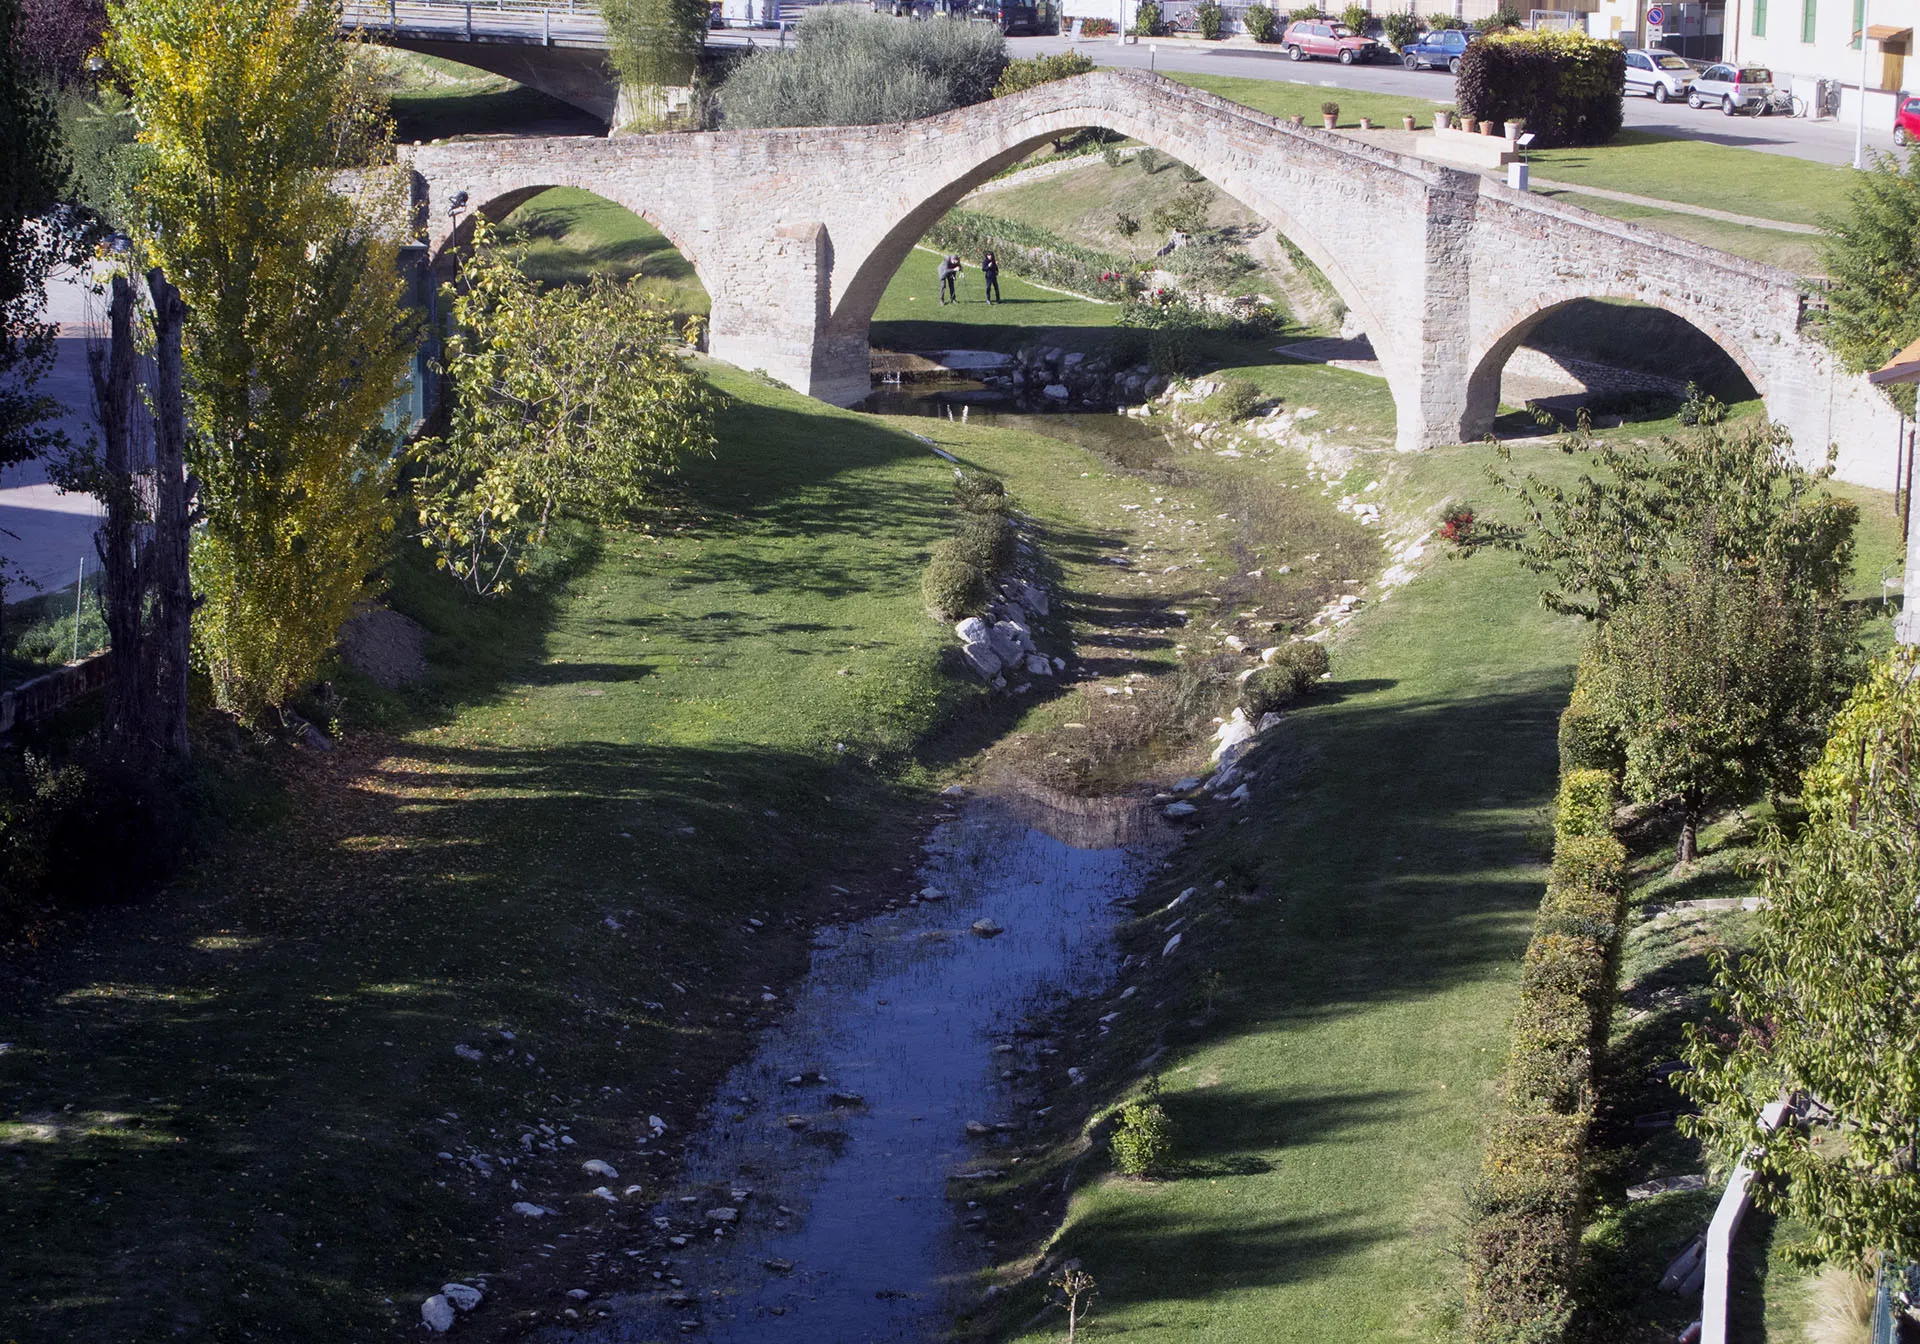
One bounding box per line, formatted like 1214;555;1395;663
1460;293;1772;437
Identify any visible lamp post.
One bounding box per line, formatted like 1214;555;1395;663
1854;0;1871;169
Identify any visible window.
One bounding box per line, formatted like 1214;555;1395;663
1802;0;1817;43
1850;0;1862;48
1753;0;1766;36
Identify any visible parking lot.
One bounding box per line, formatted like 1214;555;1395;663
1010;31;1903;166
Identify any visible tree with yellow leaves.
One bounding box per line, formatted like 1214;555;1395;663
105;0;415;721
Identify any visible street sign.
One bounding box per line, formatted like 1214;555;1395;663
1645;4;1665;25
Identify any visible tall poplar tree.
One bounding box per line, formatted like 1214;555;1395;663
105;0;415;721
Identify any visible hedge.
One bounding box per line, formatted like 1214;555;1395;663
1463;748;1624;1342
923;472;1017;620
1558;657;1623;774
1455;29;1625;148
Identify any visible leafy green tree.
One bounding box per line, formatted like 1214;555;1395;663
414;224;718;595
1587;550;1859;864
991;50;1093;98
604;0;709;130
1;0;82;478
1821;149;1920;414
106;0;416;721
1480;414;1859;621
1680;650;1920;1266
1149;184;1215;237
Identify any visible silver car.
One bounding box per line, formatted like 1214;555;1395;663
1687;63;1774;115
1623;48;1695;103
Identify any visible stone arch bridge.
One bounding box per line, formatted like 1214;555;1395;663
402;69;1895;480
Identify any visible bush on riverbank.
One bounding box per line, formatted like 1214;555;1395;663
719;8;1006;127
923;472;1018;619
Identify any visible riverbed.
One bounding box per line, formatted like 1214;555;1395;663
552;791;1171;1342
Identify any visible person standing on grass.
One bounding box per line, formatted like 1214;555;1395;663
938;253;961;304
981;250;1000;305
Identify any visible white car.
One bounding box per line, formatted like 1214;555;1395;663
1688;63;1775;115
1623;48;1695;103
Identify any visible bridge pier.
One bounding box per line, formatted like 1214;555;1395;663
702;222;869;407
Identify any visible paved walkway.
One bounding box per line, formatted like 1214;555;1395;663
3;269;104;595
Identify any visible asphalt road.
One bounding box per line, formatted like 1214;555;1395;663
1006;33;1904;166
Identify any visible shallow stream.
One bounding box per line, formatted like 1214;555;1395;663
557;792;1168;1342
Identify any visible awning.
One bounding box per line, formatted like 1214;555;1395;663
1865;23;1910;42
1869;336;1920;386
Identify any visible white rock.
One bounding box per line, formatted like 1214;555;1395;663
1229;784;1251;803
1212;712;1257;764
1067;1067;1086;1085
422;1295;456;1333
971;917;1005;937
1025;654;1052;677
1172;777;1202;792
940;784;967;797
961;642;1003;679
590;1186;619;1202
1163;933;1184;957
1162;801;1197;818
441;1283;482;1312
649;1115;667;1135
1021;583;1050;617
1043;383;1070;401
582;1159;619;1180
955;617;988;644
707;1207;739;1223
1256;712;1283;732
566;1288;591;1301
919;887;947;901
453;1044;483;1062
511;1201;551;1218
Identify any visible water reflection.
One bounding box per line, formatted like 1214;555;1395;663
861;381;1181;473
559;793;1167;1343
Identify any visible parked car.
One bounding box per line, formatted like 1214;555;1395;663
1897;94;1920;145
1622;48;1696;102
964;0;1054;31
1281;19;1383;64
1687;63;1774;115
1400;27;1473;73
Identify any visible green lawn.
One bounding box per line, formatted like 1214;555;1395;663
1523;128;1854;230
1537;188;1824;275
498;187;712;315
1168;70;1448;130
871;244;1121;352
977;151;1265;259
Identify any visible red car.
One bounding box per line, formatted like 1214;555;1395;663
1898;94;1920;146
1280;19;1383;64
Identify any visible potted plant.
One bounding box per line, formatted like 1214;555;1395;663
1289;113;1305;127
1479;118;1497;136
1358;115;1374;130
1321;101;1339;129
1504;115;1527;142
1435;106;1455;130
1402;113;1417;131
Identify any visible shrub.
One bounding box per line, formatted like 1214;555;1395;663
1165;236;1254;288
1114;210;1138;236
992;49;1094;97
1195;0;1224;37
1289;4;1321;18
1463;1113;1587;1344
1130;0;1162;34
1205;377;1264;423
1439;506;1476;546
1080;15;1116;33
1554;768;1616;839
1429;12;1465;27
1474;5;1521;31
1550;833;1626;902
1242;642;1328;715
719;8;1007;127
1135;146;1162;174
923;539;989;619
1243;4;1278;41
1339;2;1368;32
1557;675;1622;775
1110;1099;1173;1175
1320;100;1340;120
1381;10;1420;47
954;470;1009;515
952;510;1014;573
1103;144;1124;169
1455;29;1626;149
1150;184;1215;236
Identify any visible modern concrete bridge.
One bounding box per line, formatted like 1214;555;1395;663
402;69;1900;485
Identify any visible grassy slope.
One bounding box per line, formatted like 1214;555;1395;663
1538;189;1823;275
497;188;712;316
988;439;1593;1341
1524;129;1852;230
976;153;1263;260
0;368;1013;1341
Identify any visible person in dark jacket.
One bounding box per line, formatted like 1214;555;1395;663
981;250;1000;304
938;254;961;304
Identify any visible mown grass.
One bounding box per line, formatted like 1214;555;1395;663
1534;189;1824;275
1523;128;1854;230
0;367;1014;1342
1167;70;1447;130
871;244;1120;353
496;187;712;315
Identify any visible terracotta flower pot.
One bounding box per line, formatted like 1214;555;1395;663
1289;113;1305;127
1359;116;1374;130
1403;115;1417;131
1322;115;1337;129
1480;119;1497;136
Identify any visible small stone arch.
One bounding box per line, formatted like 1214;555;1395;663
425;181;715;307
1461;293;1773;438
